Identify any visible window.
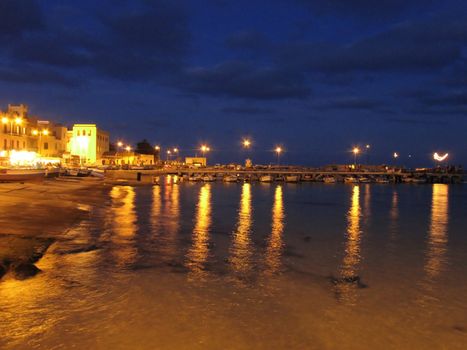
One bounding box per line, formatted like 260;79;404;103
3;125;7;133
23;141;25;148
16;140;19;148
44;142;49;150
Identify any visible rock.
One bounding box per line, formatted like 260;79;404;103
11;262;41;280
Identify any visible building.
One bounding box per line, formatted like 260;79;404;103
185;157;207;167
67;124;110;165
101;151;155;166
0;104;66;158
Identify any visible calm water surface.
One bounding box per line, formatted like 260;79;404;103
1;180;467;349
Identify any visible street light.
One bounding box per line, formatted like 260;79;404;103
275;146;282;165
393;152;399;159
155;145;160;151
200;144;210;157
32;129;49;155
243;139;251;149
166;149;172;161
365;144;370;164
352;147;360;165
117;141;123;148
125;146;131;152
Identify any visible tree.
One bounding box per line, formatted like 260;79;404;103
135;139;156;155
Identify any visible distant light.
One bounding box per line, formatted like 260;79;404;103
352;147;360;155
15;117;22;125
155;145;160;150
125;146;131;152
1;117;8;124
173;148;178;153
32;129;39;136
167;150;171;154
365;144;370;149
117;141;123;147
433;152;448;162
393;152;399;158
243;139;251;148
42;129;49;136
275;146;282;154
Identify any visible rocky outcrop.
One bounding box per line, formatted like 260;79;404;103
10;262;41;280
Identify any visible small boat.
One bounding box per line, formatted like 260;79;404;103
344;176;358;183
285;175;299;183
359;177;372;183
90;169;105;178
201;175;215;182
223;175;238;182
188;174;202;181
77;168;91;177
401;177;412;183
0;169;46;182
302;174;314;182
259;175;273;182
65;168;79;176
323;176;336;183
376;177;390;184
45;167;60;178
411;177;427;184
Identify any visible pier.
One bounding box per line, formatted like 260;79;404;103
105;166;465;184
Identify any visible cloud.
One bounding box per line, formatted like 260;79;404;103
0;0;44;39
316;97;384;111
0;64;79;87
277;14;467;73
225;30;270;51
0;0;191;83
294;0;437;20
182;61;310;100
221;106;275;114
421;93;467;107
385;117;448;125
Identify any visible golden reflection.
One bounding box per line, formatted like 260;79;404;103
186;184;212;278
151;185;162;238
162;181;180;260
230;183;253;274
336;185;361;303
264;185;285;274
110;186;137;266
425;184;449;279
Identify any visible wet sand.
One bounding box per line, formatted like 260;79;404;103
0;178;109;280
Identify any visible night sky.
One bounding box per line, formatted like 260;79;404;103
1;0;466;166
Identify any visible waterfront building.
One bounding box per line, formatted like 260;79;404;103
185;157;207;167
0;104;67;158
67;124;110;165
101;151;155;166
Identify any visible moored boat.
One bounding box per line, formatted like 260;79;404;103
201;174;215;182
0;169;46;182
223;174;238;182
359;177;372;183
285;175;299;183
344;176;358;183
323;176;336;183
376;177;390;184
259;175;273;182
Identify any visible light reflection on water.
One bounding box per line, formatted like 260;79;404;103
186;184;212;278
264;185;285;274
1;182;466;349
229;183;254;275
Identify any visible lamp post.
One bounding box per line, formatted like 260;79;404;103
352;147;360;166
32;129;49;156
365;144;370;164
166;149;171;161
275;146;282;165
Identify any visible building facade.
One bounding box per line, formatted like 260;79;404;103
67;124;110;165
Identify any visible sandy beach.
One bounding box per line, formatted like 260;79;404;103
0;178;109;281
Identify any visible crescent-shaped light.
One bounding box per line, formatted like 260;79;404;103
433;152;448;161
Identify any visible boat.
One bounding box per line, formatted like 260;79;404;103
376;177;390;184
344;176;358;183
223;175;238;182
45;167;60;178
285;175;299;183
259;175;273;182
201;175;215;182
0;169;46;182
302;174;314;182
323;176;336;183
410;177;427;184
90;169;105;178
359;177;372;183
77;168;91;177
188;174;202;181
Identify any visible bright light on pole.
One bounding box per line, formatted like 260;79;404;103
243;139;251;149
275;146;282;165
352;147;360;165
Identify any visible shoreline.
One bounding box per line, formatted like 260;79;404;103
0;178;110;281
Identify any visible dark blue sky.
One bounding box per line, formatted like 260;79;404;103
1;0;466;166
